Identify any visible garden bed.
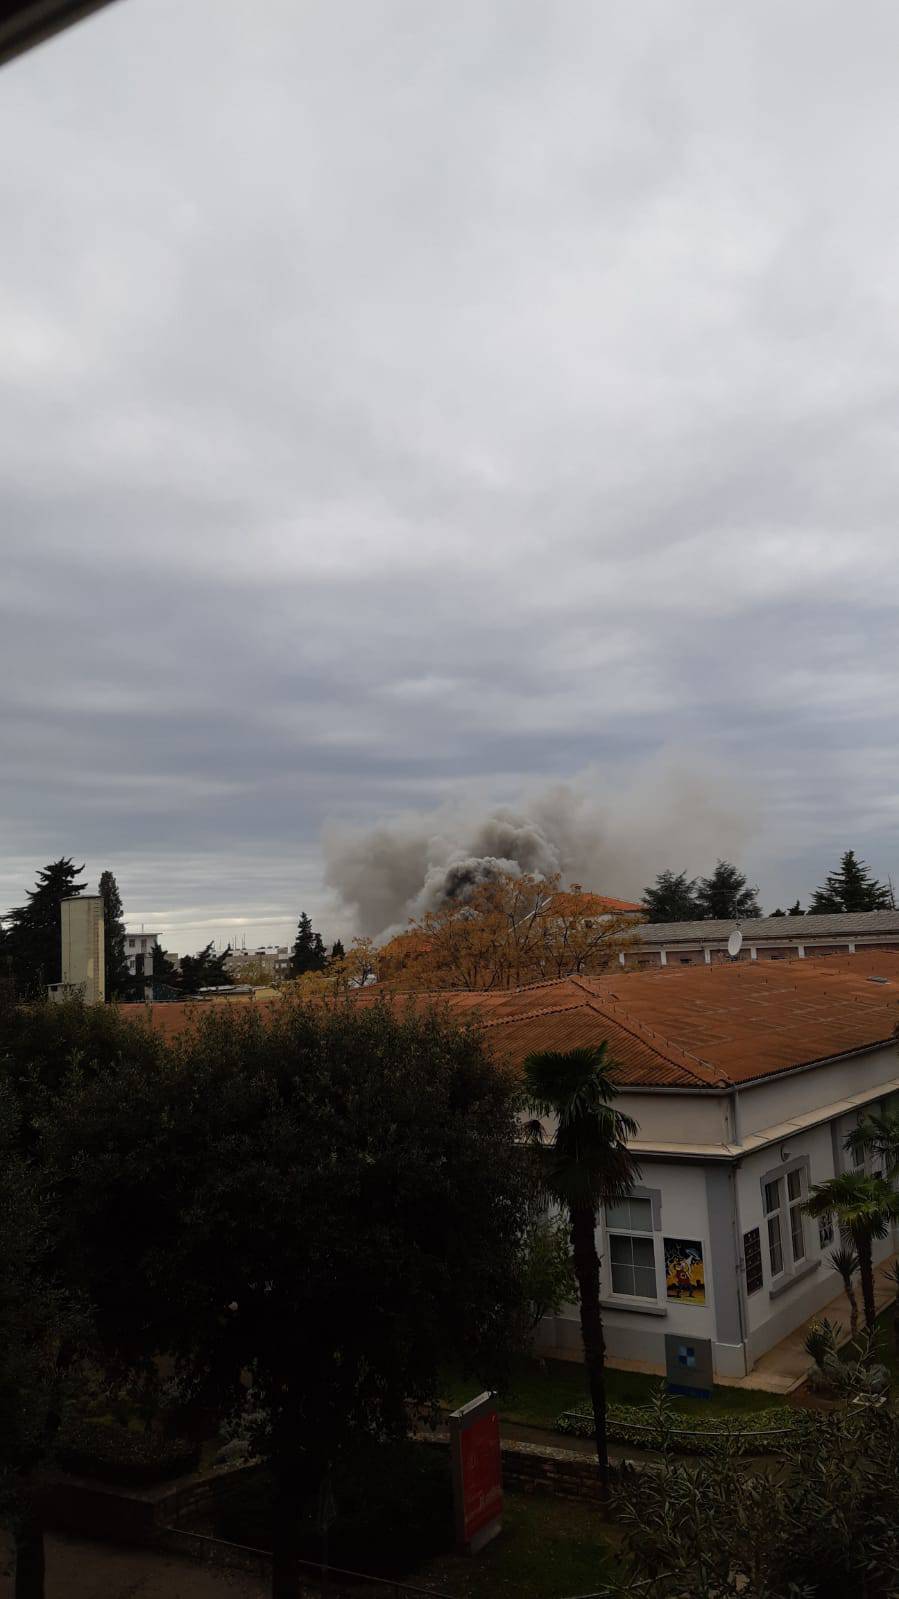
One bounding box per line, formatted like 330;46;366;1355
555;1401;804;1455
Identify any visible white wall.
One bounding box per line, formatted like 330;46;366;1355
541;1159;740;1375
617;1090;730;1147
738;1045;899;1138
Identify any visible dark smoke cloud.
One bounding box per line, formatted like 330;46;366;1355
324;765;758;938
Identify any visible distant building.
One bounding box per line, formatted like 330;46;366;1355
623;909;899;970
224;945;292;980
125;931;160;980
49;895;105;1004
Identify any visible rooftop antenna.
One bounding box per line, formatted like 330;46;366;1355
727;927;743;960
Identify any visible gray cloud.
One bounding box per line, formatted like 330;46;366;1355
2;0;899;951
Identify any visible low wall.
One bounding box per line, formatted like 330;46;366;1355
38;1460;263;1545
416;1432;605;1505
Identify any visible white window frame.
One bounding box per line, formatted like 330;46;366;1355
761;1156;810;1286
604;1187;661;1304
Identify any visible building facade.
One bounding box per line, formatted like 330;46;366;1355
623;909;899;970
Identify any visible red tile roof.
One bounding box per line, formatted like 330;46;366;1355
124;954;899;1090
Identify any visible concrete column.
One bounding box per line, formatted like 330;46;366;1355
750;945;757;961
660;948;668;967
704;946;712;965
798;945;805;958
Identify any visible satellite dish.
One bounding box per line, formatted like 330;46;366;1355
727;929;743;959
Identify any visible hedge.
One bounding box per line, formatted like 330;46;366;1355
556;1402;804;1456
54;1418;200;1485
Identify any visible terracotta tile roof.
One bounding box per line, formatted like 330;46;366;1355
124;953;899;1090
545;890;644;916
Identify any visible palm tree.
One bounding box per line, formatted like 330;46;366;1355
828;1244;860;1338
886;1259;899;1357
522;1044;639;1500
845;1109;899;1179
804;1174;899;1332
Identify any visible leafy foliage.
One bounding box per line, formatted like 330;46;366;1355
2;858;86;997
290;911;327;976
53;1418;199;1486
809;849;892;913
379;872;640;990
641;870;699;922
522;1044;640;1499
805;1172;899;1330
177;940;232;994
556;1396;800;1454
693;860;761;920
516;1211;576;1331
98;870;129;1001
49;994;534;1596
601;1384;899;1598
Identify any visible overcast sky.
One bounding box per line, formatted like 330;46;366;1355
3;0;899;952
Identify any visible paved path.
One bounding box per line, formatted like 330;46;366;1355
0;1532;269;1599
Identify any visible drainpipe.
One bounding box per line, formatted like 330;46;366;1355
729;1088;750;1373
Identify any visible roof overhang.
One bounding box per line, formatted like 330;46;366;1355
0;0;120;69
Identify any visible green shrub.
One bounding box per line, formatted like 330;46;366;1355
54;1419;199;1485
215;1442;453;1577
556;1401;801;1455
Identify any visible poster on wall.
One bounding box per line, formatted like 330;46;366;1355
664;1237;706;1305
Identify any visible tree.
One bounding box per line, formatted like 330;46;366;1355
522;1045;639;1501
330;940;346;962
290;912;327;977
641;870;699;923
787;899;804;916
809;850;892;914
53;996;532;1599
379;873;640;991
846;1108;899;1181
227;956;276;987
516;1210;576;1333
804;1172;899;1331
177;941;232;995
0;1079;87;1599
829;1244;860;1339
149;941;178;997
98;871;129;1001
3;859;86;998
693;861;760;921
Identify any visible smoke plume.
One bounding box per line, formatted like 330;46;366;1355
323;760;758;939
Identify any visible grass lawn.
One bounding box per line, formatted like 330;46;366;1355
411;1491;616;1599
440;1356;782;1429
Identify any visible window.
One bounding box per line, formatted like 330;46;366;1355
818;1216;834;1251
606;1196;657;1299
763;1162;809;1280
764;1178;784;1277
787;1168;806;1262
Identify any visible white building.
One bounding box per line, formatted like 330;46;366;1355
125;931;160;979
624;909;899;970
431;956;899;1380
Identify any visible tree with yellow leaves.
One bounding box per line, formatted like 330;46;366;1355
378;872;642;991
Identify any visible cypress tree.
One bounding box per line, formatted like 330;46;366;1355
3;858;86;997
290;912;327;976
330;939;346;962
809;852;891;914
98;870;129;1001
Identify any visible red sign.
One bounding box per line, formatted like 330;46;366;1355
459;1408;502;1542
